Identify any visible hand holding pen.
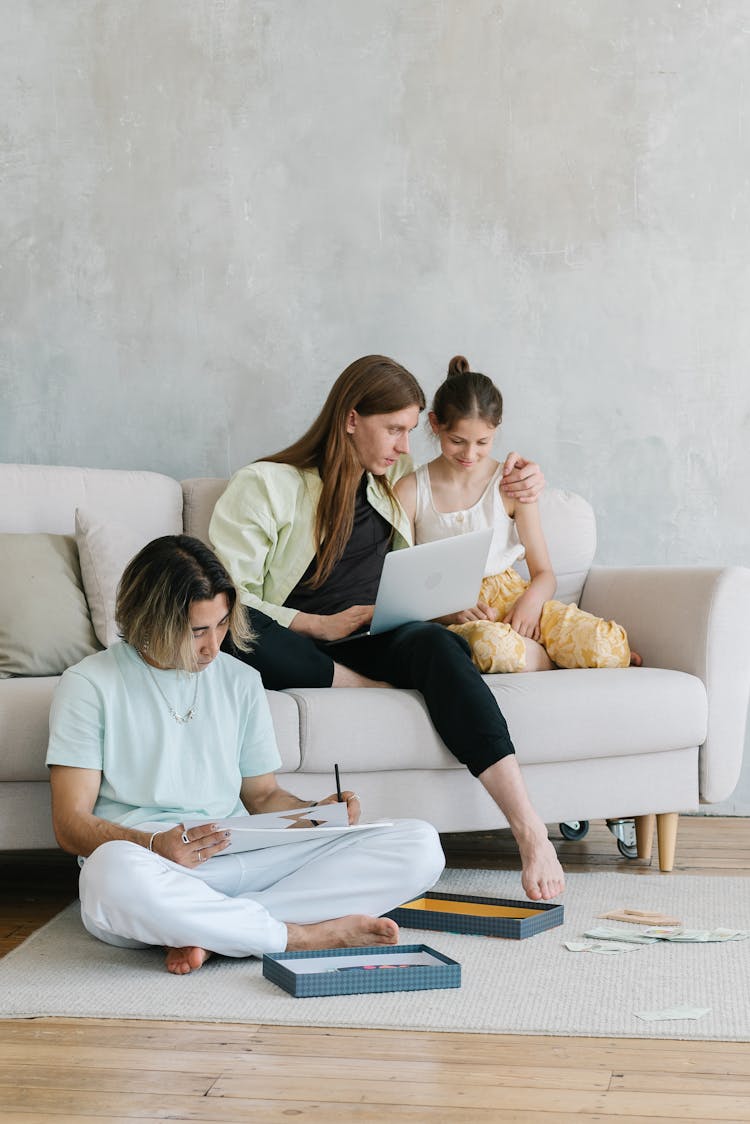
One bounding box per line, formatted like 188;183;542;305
312;764;361;824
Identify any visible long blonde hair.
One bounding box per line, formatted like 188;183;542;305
264;355;425;586
116;535;253;671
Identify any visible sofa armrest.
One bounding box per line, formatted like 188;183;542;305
580;565;750;804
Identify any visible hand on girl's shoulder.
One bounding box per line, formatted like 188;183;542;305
499;452;545;503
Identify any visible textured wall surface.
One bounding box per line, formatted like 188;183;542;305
2;1;749;807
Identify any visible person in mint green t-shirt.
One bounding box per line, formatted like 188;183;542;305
47;535;444;975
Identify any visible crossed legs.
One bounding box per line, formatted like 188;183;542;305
79;818;444;973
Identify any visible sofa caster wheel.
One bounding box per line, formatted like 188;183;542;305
559;820;590;841
608;818;638;859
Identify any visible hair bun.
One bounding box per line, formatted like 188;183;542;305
448;355;470;378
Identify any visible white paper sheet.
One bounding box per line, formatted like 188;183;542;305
183;804;393;854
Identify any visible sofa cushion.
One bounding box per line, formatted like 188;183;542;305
487;667;707;763
0;674;303;783
0;534;101;678
265;690;304;773
0;676;59;780
515;489;596;605
75;509;152;647
182;478;228;544
0;464;184;537
287;667;707;774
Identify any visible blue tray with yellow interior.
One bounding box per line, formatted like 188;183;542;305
385;890;564;939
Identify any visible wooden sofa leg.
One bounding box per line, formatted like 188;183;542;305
656;812;679;872
634;814;655;862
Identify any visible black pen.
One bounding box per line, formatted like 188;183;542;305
334;763;343;802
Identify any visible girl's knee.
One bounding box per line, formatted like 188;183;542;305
450;620;526;673
522;637;554;672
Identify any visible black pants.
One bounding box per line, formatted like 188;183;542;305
224;609;515;777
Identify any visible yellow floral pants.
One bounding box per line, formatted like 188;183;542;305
448;569;631;673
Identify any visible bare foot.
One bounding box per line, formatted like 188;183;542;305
476;756;565;901
630;651;643;666
285;914;399;951
517;831;565;902
165;945;213;975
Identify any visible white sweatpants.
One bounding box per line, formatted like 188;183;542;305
78;818;444;959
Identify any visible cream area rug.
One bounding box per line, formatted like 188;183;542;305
2;869;749;1040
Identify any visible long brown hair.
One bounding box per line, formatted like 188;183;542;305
264;355;425;586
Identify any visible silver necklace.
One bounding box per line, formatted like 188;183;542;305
140;655;199;724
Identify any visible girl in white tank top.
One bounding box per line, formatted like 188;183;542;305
394;357;637;673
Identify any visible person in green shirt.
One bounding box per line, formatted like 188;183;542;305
47;534;445;974
210;354;565;903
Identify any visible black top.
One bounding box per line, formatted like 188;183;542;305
284;476;392;616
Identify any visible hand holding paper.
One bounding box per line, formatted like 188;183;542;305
183;803;391;855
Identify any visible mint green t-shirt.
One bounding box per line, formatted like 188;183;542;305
46;642;282;827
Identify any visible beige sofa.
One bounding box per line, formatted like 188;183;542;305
2;462;749;872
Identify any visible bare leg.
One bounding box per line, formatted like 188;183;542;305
332;663;391;688
523;638;554;671
478;756;565;901
286;915;399;951
165;946;213;975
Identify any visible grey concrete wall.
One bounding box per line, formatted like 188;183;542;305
2;1;749;808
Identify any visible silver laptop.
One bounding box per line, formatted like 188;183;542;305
329;527;493;641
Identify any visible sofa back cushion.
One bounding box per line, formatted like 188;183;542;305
1;464;183;536
0;533;101;677
1;464;184;648
75;509;157;647
516;489;597;605
182;478;597;605
182;477;228;545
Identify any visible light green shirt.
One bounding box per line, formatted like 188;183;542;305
209;459;414;626
46;643;282;827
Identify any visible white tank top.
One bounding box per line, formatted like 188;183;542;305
413;463;525;576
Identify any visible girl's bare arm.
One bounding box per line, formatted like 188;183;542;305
393;472;417;540
504;501;557;639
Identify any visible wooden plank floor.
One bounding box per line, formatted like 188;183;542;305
1;817;749;1122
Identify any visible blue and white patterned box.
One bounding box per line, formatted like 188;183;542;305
262;943;461;998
